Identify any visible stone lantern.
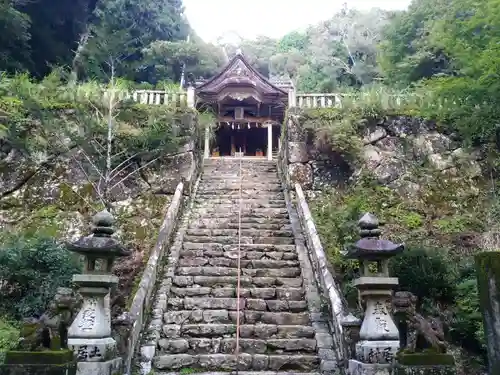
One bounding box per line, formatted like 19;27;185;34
66;210;130;375
344;213;404;375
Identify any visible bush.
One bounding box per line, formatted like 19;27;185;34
450;277;486;354
389;246;458;307
0;236;81;320
0;318;19;362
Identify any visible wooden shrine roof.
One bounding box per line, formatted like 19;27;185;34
196;52;289;103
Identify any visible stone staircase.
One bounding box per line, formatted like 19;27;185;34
141;158;335;375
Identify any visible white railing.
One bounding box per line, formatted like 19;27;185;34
127;89;414;110
295;93;343;108
131;90;188;106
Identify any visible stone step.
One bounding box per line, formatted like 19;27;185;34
166;297;308;312
202;177;281;182
177;257;299;269
202;175;278;180
169;287;304;300
183;235;294;245
182;243;296;253
175;266;301;278
172;276;303;288
194;202;285;209
194;198;285;205
197;192;285;199
153;353;319;372
185;229;293;238
163;310;310;326
203;165;277;169
198;183;282;189
161;324;315;339
179;249;298;261
189;217;290;226
202;174;279;179
153;372;319;375
190;214;289;221
192;207;288;215
189;222;292;231
198;187;282;193
157;338;317;355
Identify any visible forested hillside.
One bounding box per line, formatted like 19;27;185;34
0;0;224;83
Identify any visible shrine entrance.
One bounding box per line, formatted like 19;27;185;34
194;51;290;160
211;123;280;158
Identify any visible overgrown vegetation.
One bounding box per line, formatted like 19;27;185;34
0;236;80;320
310;157;492;371
0;71;200;346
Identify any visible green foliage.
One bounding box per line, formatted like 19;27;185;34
0;319;19;356
142;38;225;84
0;235;81;320
0;0;31;73
80;0;189;81
378;0;453;86
390;247;458;305
450;277;486;353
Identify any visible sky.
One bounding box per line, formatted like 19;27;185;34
183;0;413;43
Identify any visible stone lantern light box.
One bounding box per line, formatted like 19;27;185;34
66;210;130;375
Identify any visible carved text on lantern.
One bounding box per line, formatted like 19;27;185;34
78;300;97;331
375;316;390;332
75;345;102;361
373;301;388;315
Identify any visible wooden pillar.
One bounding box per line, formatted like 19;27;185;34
204;124;210;159
267;124;273;161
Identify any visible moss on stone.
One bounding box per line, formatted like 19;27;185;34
0;364;77;375
396;352;455;366
4;350;74;365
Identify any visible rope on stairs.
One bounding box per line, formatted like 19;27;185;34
235;156;243;375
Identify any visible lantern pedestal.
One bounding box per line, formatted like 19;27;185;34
76;358;122;375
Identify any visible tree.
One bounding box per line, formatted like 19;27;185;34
142;36;224;84
0;0;31;73
78;0;188;82
378;0;453;86
13;0;99;78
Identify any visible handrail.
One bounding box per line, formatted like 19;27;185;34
294;183;350;364
119;182;185;375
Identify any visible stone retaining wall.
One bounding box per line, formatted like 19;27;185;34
281;109;485;193
280;108;313;189
143;111;203;196
114;182;186;375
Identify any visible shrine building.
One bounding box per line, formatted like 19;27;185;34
194;51;294;160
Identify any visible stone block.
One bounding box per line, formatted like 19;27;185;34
288;141;309;163
348;360;392;375
354;340;399;364
288;163;313;189
76;358;121;375
69;337;117;362
287;115;307;142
